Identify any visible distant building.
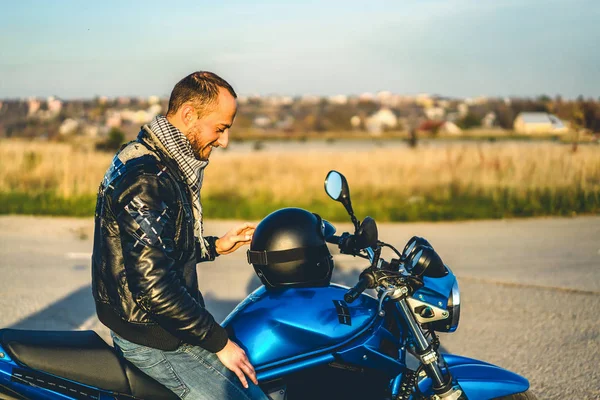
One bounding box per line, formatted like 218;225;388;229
482;112;497;128
117;97;131;106
47;96;63;115
465;96;489;105
121;109;153;124
280;96;294;106
266;96;294;107
27;98;41;116
358;92;375;102
328;95;348;105
300;95;320;105
148;104;162;119
439;121;462;135
59;118;79;135
437;99;451;109
253;116;272;129
134;110;152;124
106;111;123;128
365;108;397;135
387;94;407;108
424;107;445;120
416;120;462;135
513;112;568;134
415;94;434;108
376;91;392;105
457;103;469;118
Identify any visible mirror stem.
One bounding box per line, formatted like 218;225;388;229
345;202;360;231
342;199;360;231
350;215;360;231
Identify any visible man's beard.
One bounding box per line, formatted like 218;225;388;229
186;131;209;161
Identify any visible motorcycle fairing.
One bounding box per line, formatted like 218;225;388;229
416;354;530;399
255;317;404;383
257;353;335;382
334;322;404;376
223;284;379;368
0;344;12;363
412;266;457;309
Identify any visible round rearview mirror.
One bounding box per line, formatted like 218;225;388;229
325;171;343;201
324;170;358;230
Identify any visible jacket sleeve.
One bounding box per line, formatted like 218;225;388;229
112;172;228;353
198;236;220;263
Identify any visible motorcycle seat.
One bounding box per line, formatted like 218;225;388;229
0;329;178;399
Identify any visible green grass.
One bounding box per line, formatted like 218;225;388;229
0;192;98;217
2;188;597;222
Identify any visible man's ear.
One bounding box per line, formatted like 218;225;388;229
180;104;196;127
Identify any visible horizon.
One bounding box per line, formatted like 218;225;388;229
0;92;596;102
1;0;599;99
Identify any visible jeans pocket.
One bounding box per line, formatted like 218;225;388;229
126;350;189;398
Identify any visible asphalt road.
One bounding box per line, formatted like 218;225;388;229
0;215;598;399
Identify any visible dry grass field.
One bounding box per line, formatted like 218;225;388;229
1;139;599;220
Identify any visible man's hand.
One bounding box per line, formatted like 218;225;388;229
216;339;258;389
215;222;256;255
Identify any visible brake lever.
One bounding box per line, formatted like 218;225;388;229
376;274;411;317
377;287;396;317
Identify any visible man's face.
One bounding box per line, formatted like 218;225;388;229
185;88;237;161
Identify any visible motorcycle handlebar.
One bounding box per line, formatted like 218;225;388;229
327;233;376;302
326;233;357;255
325;234;342;245
344;275;370;303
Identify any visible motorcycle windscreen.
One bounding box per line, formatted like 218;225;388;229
222;285;378;368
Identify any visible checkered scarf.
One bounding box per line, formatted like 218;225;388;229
150;115;209;258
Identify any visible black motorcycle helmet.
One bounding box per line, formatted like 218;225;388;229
247;208;336;289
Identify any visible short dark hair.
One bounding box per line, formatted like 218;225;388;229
166;71;237;117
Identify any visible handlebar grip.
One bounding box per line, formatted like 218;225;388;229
325;235;342;245
327;232;357;255
344;276;370;303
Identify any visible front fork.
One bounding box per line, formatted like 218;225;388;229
395;299;463;400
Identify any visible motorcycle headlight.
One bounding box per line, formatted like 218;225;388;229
426;279;461;333
445;280;461;332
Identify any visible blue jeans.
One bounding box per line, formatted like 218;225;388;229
111;332;269;400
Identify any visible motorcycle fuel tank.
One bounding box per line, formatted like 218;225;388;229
222;284;378;368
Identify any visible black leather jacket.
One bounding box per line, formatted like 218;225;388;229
91;126;228;353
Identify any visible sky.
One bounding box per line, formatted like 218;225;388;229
1;0;599;99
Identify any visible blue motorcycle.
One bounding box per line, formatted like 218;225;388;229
0;170;536;400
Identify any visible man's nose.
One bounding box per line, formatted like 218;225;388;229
217;130;229;148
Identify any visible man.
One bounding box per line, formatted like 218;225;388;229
92;71;268;399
